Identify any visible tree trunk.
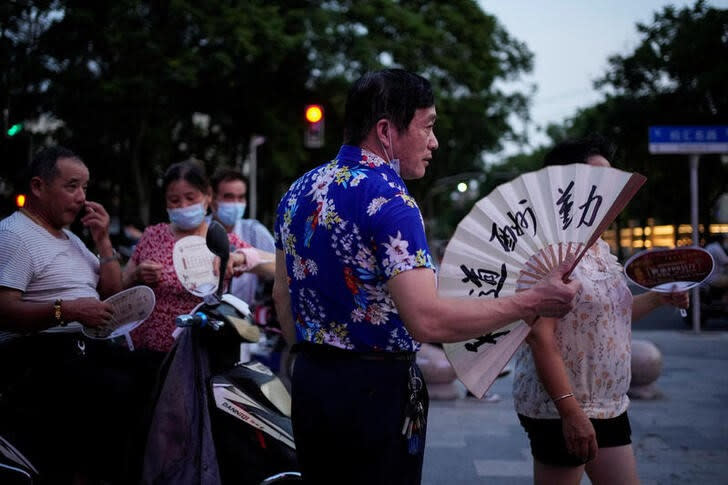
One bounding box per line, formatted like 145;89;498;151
130;122;151;226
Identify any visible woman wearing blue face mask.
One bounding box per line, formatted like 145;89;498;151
121;161;257;353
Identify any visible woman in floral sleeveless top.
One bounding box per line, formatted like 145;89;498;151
513;137;689;485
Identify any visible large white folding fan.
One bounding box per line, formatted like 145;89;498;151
438;163;646;398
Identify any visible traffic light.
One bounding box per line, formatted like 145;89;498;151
6;122;23;137
304;104;324;149
15;194;26;207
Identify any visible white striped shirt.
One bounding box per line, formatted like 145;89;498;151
0;211;100;340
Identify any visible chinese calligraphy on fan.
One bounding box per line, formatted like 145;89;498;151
459;263;507;298
555;181;603;230
465;330;510;352
490;200;537;252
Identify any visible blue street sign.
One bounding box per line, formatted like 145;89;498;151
648;125;728;154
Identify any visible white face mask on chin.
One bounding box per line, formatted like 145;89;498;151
378;124;401;176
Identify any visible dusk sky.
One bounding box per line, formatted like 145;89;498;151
479;0;728;152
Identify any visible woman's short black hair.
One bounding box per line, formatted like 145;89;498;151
162;160;210;196
343;69;435;145
543;134;616;167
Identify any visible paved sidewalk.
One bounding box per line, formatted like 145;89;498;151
422;330;728;485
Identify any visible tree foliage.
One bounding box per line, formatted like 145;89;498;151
0;0;533;232
451;1;727;254
546;0;728;231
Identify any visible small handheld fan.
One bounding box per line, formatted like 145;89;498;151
624;247;714;292
437;164;646;398
82;285;156;340
172;235;218;297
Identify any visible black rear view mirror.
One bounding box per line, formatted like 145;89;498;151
206;220;230;300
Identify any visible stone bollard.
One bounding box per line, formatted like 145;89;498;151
629;339;663;400
416;343;460;400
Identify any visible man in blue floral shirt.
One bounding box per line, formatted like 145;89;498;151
273;69;581;484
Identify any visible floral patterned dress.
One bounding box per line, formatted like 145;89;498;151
512;238;633;419
129;223;249;352
274;145;435;352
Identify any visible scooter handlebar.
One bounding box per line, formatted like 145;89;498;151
175;312;210;328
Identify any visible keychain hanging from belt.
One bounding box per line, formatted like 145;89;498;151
402;364;425;455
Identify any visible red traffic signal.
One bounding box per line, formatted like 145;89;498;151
304;104;324;148
305;105;323;124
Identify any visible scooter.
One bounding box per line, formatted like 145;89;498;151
0;434;38;485
141;221;300;484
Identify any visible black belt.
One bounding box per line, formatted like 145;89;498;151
0;332;127;369
292;341;415;362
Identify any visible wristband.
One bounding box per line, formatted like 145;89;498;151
99;249;121;265
53;299;67;327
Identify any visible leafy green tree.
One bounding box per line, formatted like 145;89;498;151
547;0;728;240
309;1;534;240
21;1;727;250
0;1;63;214
35;0;320;225
1;0;534;235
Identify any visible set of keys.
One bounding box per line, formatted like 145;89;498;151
401;365;425;455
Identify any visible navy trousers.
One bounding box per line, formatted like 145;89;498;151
291;348;429;485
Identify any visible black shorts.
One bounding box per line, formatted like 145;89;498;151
518;411;632;467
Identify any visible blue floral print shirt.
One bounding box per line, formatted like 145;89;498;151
274;145;435;352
